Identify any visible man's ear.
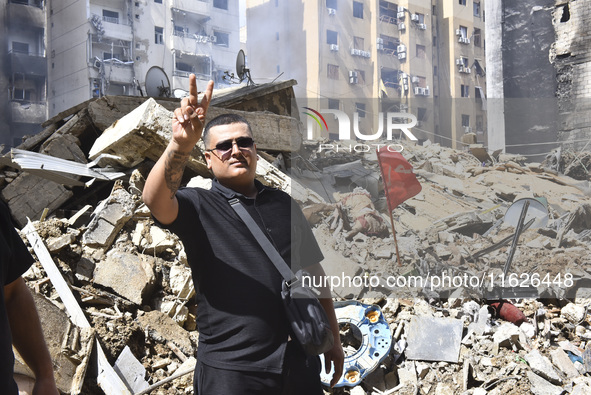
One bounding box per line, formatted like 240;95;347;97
204;152;212;169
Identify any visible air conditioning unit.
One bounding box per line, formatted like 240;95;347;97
397;11;405;19
418;23;427;30
398;5;405;12
411;14;419;22
377;37;384;44
414;87;422;95
377;43;384;50
398;52;406;60
397;44;406;53
398;22;406;30
330;44;339;51
424;86;430;96
361;51;371;58
464;126;471;134
464;67;471;74
351;48;362;56
456;58;463;66
465;38;471;44
327;8;336;15
411;76;419;83
349;70;358;84
459;37;470;44
456;29;462;36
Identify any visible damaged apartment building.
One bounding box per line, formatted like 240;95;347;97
0;0;241;149
486;0;591;162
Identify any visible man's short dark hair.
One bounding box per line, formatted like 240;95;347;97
203;114;253;147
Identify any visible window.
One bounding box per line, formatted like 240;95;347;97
459;25;468;39
459;57;468;67
327;30;338;45
214;31;229;47
174;25;186;37
213;0;228;10
416;76;427;88
327;0;337;9
416;44;426;59
12;42;29;54
476;115;483;132
461;114;470;127
155;27;164;44
327;64;339;79
461;84;469;97
380;34;399;55
415;12;425;24
102;10;119;24
353;1;363;19
433;36;437;46
176;62;193;73
459;0;466;5
473;28;481;47
355;102;366;118
379;1;397;24
353;36;364;50
417;107;427;122
103;52;122;60
328;98;340;110
355;69;366;84
474;1;480;17
154;0;162;3
381;68;400;88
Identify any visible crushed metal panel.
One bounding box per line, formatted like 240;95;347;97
405;316;463;363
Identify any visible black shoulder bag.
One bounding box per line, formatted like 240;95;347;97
228;198;334;356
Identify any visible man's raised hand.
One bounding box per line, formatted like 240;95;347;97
172;74;214;149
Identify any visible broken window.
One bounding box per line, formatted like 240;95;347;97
380;34;399;55
176;62;192;73
327;30;338;45
356;102;366;118
354;36;364;50
416;44;426;59
11;42;29;54
379;1;397;24
102;10;119;24
213;0;228;10
473;1;480;17
353;1;363;19
327;63;339;79
473;28;481;47
461;114;470;128
174;25;186;37
473;59;485;76
461;84;469;97
155;27;164;44
214;31;229;47
381;68;400;88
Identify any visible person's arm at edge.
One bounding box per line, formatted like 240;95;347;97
143;75;214;225
5;277;58;395
306;263;345;388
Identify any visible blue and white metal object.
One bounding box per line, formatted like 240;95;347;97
320;301;392;387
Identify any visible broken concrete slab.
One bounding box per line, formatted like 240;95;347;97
82;186;139;249
136;310;194;356
132;222;176;255
93;251;156;305
526;371;564;395
525;349;563;385
550;348;580;379
405;316;463;363
1;173;73;227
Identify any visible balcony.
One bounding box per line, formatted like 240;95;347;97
7;0;45;27
8;51;46;77
10;101;46;125
91;13;133;41
172;0;209;19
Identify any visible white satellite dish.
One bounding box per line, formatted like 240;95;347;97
145;66;171;97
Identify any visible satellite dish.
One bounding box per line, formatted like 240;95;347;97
145;66;171;97
235;50;254;86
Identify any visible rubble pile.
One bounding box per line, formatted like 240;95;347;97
1;91;591;394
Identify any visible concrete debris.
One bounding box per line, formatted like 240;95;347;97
2;90;591;394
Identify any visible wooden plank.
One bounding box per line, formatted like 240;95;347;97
22;222;132;395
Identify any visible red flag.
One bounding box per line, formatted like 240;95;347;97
376;148;422;211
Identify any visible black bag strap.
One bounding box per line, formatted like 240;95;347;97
228;198;297;284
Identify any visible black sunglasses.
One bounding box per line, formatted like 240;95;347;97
206;137;255;160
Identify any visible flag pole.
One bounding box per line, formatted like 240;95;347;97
388;208;403;267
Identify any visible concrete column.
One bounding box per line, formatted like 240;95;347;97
485;0;506;152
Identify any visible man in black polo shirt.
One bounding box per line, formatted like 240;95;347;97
143;75;344;394
1;201;59;394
